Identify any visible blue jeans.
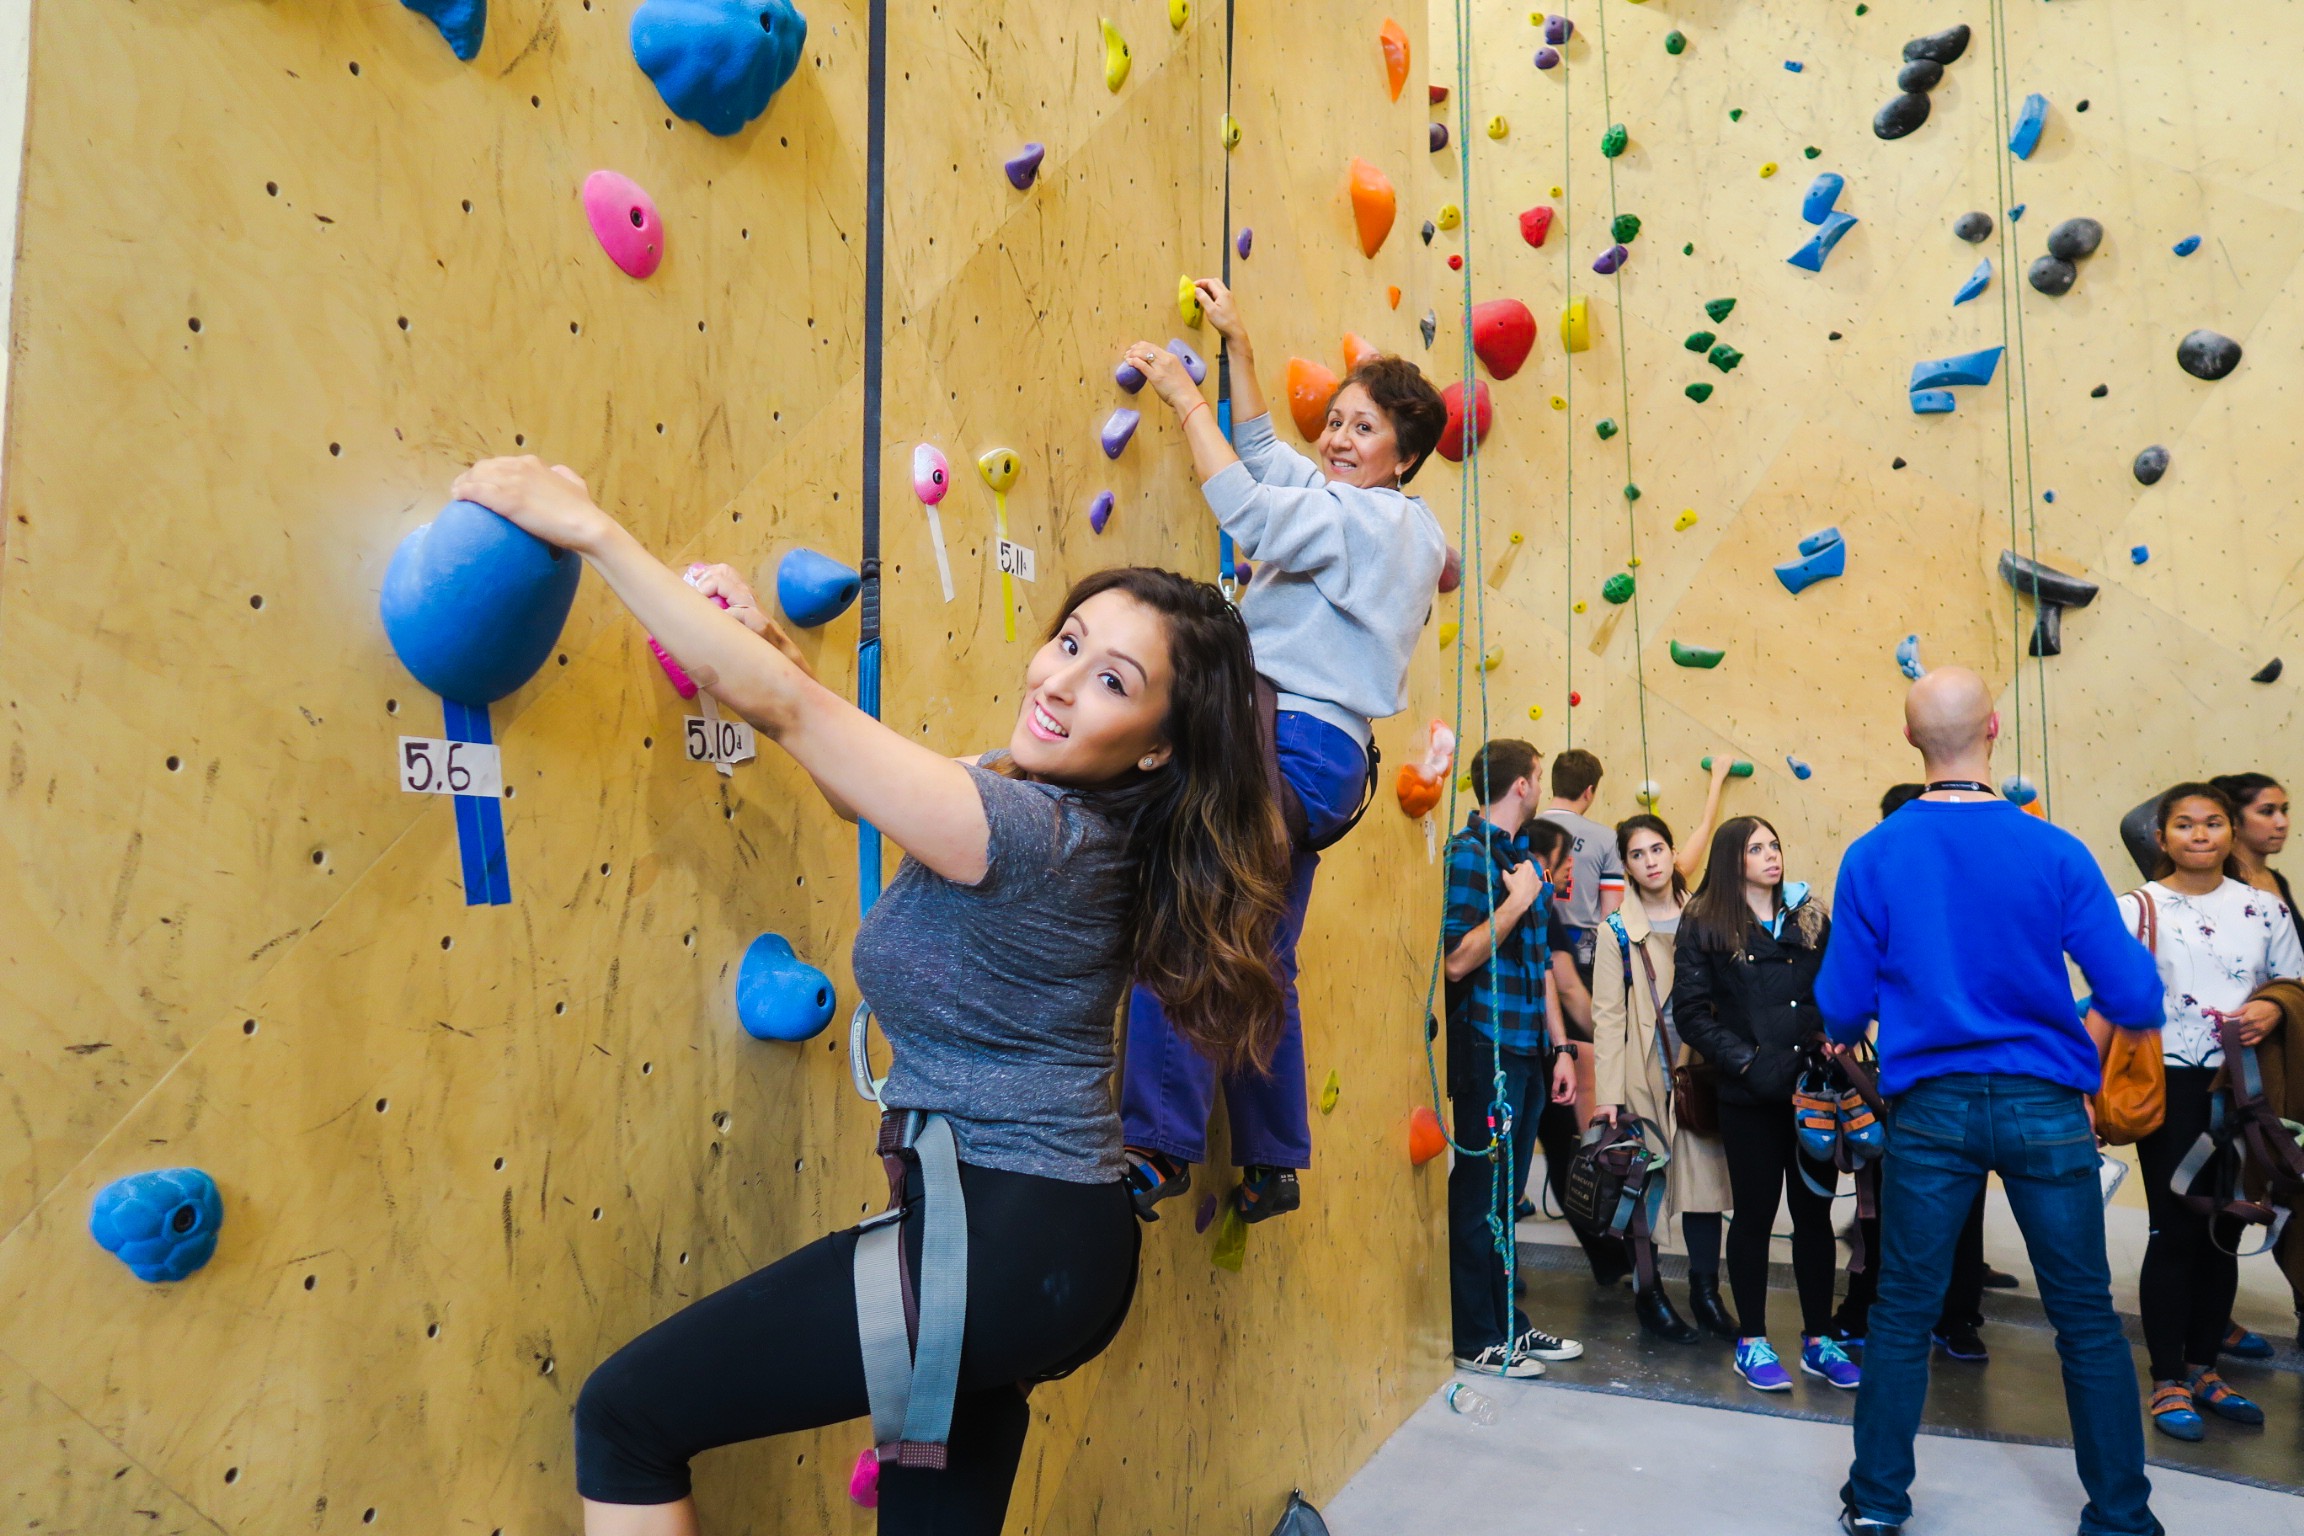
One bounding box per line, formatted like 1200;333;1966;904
1120;710;1368;1168
1446;1030;1546;1354
1846;1073;2159;1536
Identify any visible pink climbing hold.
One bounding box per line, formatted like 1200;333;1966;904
1437;545;1463;594
849;1447;880;1508
582;170;663;279
649;563;728;697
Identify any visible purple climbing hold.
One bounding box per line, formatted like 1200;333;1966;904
1088;491;1115;535
1101;408;1141;459
1593;244;1628;275
1236;227;1253;259
1430;121;1450;153
1004;142;1046;190
1544;14;1573;46
1115;358;1146;393
1168;338;1207;384
1534;46;1561;70
1194;1193;1219;1233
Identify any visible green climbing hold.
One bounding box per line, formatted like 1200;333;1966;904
1602;123;1628;158
1856;4;1869;14
1665;30;1686;55
1701;756;1756;778
1602;573;1635;605
1685;330;1715;352
1705;297;1737;322
1682;242;1694;255
1624;484;1642;502
1612;213;1642;244
1670;640;1726;669
1729;108;1743;122
1595;418;1619;440
1803;145;1822;159
1685;382;1714;402
1709;344;1744;373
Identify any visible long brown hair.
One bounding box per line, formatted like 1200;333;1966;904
1043;568;1291;1072
1684;814;1810;953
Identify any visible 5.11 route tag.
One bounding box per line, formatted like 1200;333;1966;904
996;538;1037;582
398;736;504;798
684;715;757;766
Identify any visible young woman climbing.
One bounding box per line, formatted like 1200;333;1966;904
1592;814;1734;1344
1671;816;1859;1394
1116;278;1448;1226
2126;783;2299;1442
448;456;1291;1536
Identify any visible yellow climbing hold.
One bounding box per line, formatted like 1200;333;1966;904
1550;185;1564;198
1551;394;1568;410
1510;531;1524;544
1674;508;1698;531
1319;1069;1341;1114
1572;600;1587;614
1170;0;1190;29
1457;771;1473;791
1562;297;1591;352
1482;647;1503;671
1437;204;1462;231
1438;620;1460;647
1759;161;1778;178
1627;555;1643;568
1221;114;1241;149
1179;274;1203;327
1528;705;1544;721
1487;115;1509;140
1101;18;1132;91
1210;1204;1247;1270
976;447;1019;493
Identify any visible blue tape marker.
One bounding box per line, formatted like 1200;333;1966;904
1217;398;1236;588
443;698;511;906
857;638;884;916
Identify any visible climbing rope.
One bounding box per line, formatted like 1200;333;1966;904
1216;0;1240;597
1558;10;1577;747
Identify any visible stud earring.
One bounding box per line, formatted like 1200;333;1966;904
1139;755;1159;770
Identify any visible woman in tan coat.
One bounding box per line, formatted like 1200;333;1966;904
1594;813;1737;1344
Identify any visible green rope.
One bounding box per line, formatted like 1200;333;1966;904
1559;7;1577;748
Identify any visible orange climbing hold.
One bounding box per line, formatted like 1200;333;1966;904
1408;1105;1447;1166
1286;356;1340;440
1388;284;1402;309
1395;720;1456;818
1348;157;1397;257
1341;332;1382;372
1380;19;1411;101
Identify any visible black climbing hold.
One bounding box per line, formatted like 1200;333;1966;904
2090;384;2108;398
2028;255;2077;296
1828;331;1843;340
1874;92;1931;140
1897;59;1943;93
1891;457;1907;470
1903;25;1971;66
1421;220;1436;245
2076;100;2090;112
2046;217;2104;261
2132;445;2169;485
1430;122;1449;153
2177;329;2242;381
1999;551;2099;658
1420;310;1437;349
1954;211;1993;243
2254;659;2284;684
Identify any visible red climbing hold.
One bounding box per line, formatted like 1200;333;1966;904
1519;205;1554;248
1438;379;1492;463
1568;691;1581;707
1437;545;1463;594
1470;298;1538;380
1447;253;1463;270
1429;84;1449;105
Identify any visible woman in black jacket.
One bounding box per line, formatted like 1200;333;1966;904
1672;816;1859;1395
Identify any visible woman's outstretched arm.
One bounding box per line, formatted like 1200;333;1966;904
451;457;991;883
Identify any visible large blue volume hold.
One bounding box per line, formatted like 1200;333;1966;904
631;0;808;137
401;0;485;60
381;500;582;706
736;933;837;1041
1788;210;1858;272
1910;346;2004;391
91;1168;224;1282
777;547;862;628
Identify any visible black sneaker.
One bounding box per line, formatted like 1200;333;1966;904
1235;1165;1301;1223
1123;1149;1189;1222
1514;1196;1537;1220
1979;1264;2020;1290
1932;1323;1989;1363
1839;1486;1902;1536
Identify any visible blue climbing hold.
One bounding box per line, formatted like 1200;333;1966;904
1785;61;1804;73
631;0;808;137
2131;545;2150;564
1910;346;2004;391
1896;634;1926;681
1953;258;1991;305
1787;757;1814;781
1910;388;1957;414
2009;203;2027;222
91;1168;224;1283
1774;528;1846;595
2173;235;2201;257
1802;173;1846;226
1788;210;1857;272
401;0;485;59
2043;489;2057;504
776;547;861;628
735;933;837;1042
2009;93;2047;159
381;500;583;706
2001;775;2039;807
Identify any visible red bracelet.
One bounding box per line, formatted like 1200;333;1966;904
1182;399;1208;427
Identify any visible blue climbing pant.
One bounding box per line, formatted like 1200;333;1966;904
1120;710;1369;1169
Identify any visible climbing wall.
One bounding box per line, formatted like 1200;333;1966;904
1420;0;2304;882
0;1;1455;1530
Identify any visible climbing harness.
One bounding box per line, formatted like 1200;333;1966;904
1561;1115;1670;1288
2169;1012;2304;1258
855;0;890;915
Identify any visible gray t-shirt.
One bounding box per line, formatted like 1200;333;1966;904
851;762;1135;1183
1542;807;1626;957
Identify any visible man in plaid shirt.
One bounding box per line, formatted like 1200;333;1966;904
1443;739;1585;1376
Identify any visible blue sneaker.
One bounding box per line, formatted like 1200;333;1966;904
1735;1336;1793;1392
1803;1334;1863;1390
2221;1323;2275;1361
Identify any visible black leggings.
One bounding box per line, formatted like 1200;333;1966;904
1716;1097;1839;1339
2136;1067;2244;1381
575;1160;1140;1531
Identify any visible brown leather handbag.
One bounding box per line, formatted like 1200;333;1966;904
2092;888;2166;1146
1619;919;1719;1134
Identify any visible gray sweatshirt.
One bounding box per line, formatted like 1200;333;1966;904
1201;411;1449;749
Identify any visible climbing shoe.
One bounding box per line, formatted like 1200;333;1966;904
1123;1149;1189;1222
2150;1381;2205;1441
1794;1069;1841;1163
1455;1342;1544;1379
2220;1323;2275;1361
1734;1337;1793;1392
1802;1335;1863;1390
2189;1368;2265;1425
1932;1324;1989;1363
1513;1196;1537;1220
1511;1325;1584;1362
1234;1165;1301;1223
1979;1263;2020;1290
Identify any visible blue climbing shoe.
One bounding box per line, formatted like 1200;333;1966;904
1123;1149;1190;1222
1803;1334;1863;1390
1735;1337;1793;1392
2189;1368;2265;1425
2221;1323;2275;1361
2150;1381;2205;1441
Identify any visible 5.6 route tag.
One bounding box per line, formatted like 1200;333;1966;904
996;538;1037;582
685;715;757;766
399;737;504;798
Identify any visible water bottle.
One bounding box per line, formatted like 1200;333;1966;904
1445;1382;1497;1426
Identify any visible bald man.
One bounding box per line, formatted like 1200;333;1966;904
1815;668;2164;1536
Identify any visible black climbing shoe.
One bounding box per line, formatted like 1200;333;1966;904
1513;1196;1537;1220
1235;1165;1302;1223
1123;1149;1190;1222
1686;1274;1740;1341
1932;1323;1989;1363
1636;1285;1701;1344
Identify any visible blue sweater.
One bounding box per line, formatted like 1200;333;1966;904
1815;799;2162;1096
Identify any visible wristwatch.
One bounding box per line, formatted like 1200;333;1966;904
1553;1040;1579;1061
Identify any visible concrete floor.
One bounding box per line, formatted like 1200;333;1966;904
1325;1381;2304;1536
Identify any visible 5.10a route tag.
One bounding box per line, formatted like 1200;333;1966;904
685;714;757;766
